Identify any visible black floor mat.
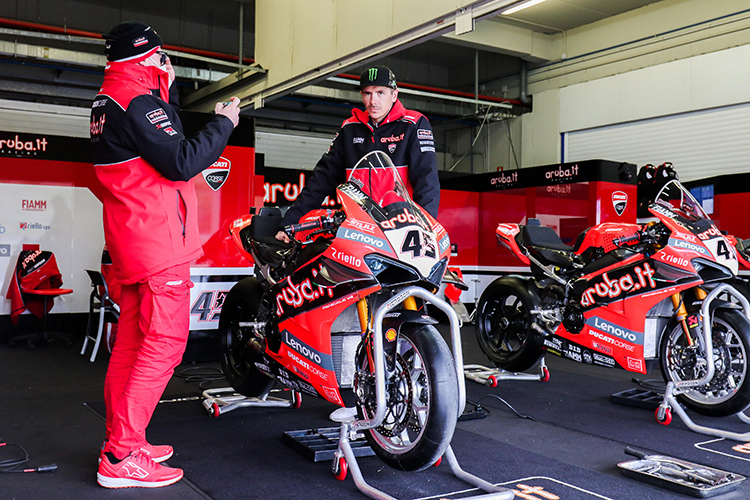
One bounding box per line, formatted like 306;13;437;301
136;394;695;500
464;359;750;476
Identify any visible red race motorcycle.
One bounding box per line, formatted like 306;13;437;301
219;151;467;472
476;179;750;418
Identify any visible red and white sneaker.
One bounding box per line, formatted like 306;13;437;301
97;451;183;489
139;443;174;463
100;442;174;463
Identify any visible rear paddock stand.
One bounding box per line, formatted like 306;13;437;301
464;358;549;387
201;387;301;417
332;422;514;500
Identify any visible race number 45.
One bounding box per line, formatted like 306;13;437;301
401;229;436;259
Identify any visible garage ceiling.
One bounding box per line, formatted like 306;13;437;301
0;0;660;130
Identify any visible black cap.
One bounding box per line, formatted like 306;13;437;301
355;66;397;91
104;22;163;62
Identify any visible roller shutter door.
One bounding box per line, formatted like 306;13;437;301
255;129;333;170
563;102;750;182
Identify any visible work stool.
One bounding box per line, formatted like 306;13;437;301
81;270;119;362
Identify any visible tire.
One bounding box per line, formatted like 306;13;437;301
357;324;458;472
475;282;542;372
219;277;276;398
660;308;750;417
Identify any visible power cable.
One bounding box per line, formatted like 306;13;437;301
0;438;56;473
469;394;538;422
174;366;226;389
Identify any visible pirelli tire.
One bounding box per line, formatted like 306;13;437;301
358;323;458;472
660;308;750;417
219;277;276;398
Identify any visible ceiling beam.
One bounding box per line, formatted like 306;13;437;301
439;18;558;63
181;0;535;113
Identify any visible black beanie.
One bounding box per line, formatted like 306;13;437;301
103;22;163;62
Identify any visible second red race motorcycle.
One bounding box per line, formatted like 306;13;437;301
219;151;467;474
476;179;750;418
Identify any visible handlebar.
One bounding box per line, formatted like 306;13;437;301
613;232;641;248
284;210;346;240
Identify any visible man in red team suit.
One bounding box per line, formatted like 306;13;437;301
90;21;240;488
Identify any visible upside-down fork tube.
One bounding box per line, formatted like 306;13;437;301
357;298;369;335
357;298;376;373
671;292;694;347
349;286;466;430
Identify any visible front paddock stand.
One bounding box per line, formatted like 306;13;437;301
464;358;549;387
332;422;514;500
656;384;750;441
201;387;301;417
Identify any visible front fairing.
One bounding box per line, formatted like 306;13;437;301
649;180;738;276
336;151;448;285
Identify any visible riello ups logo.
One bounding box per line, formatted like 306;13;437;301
202;156;230;191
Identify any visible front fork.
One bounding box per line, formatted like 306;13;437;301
350;287;467;430
357;296;418;370
671;287;707;347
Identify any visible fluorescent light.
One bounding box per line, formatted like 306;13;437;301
502;0;549;15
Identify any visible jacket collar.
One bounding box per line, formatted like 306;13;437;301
351;99;406;130
103;61;170;102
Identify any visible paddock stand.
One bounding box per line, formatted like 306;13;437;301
325;286;515;500
330;419;514;500
654;283;750;441
656;383;750;442
464;357;550;387
201;387;301;417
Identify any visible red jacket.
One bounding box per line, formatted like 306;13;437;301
90;62;234;284
281;99;439;226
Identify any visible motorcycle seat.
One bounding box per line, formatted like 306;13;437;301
521;224;578;269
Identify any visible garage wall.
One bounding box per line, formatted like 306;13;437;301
517;1;750;171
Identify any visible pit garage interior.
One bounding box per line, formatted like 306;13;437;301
3;1;750;499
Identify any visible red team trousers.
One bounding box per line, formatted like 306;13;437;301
103;263;192;459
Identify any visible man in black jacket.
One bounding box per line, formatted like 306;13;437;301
277;65;439;241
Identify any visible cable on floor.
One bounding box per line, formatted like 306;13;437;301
0;438;56;473
174;366;226;389
469;394;539;422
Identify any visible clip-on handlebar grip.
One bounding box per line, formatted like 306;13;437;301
613;232;641;248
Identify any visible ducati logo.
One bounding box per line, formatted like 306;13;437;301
202;156;231;191
388;143;396;153
612;191;628;216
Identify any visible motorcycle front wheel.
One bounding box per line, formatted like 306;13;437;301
660;308;750;417
219;277;276;398
475;282;542;372
358;323;458;472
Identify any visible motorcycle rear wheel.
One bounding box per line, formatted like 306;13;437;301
358;323;458;472
660;309;750;417
475;283;542;372
219;277;276;398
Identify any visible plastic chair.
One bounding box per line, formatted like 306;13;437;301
81;270;120;362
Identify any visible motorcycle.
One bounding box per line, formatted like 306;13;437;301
476;179;750;418
219;151;467;473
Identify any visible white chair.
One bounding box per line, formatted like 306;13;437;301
81;270;119;362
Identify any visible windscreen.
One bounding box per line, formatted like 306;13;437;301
345;151;432;231
654;180;708;222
